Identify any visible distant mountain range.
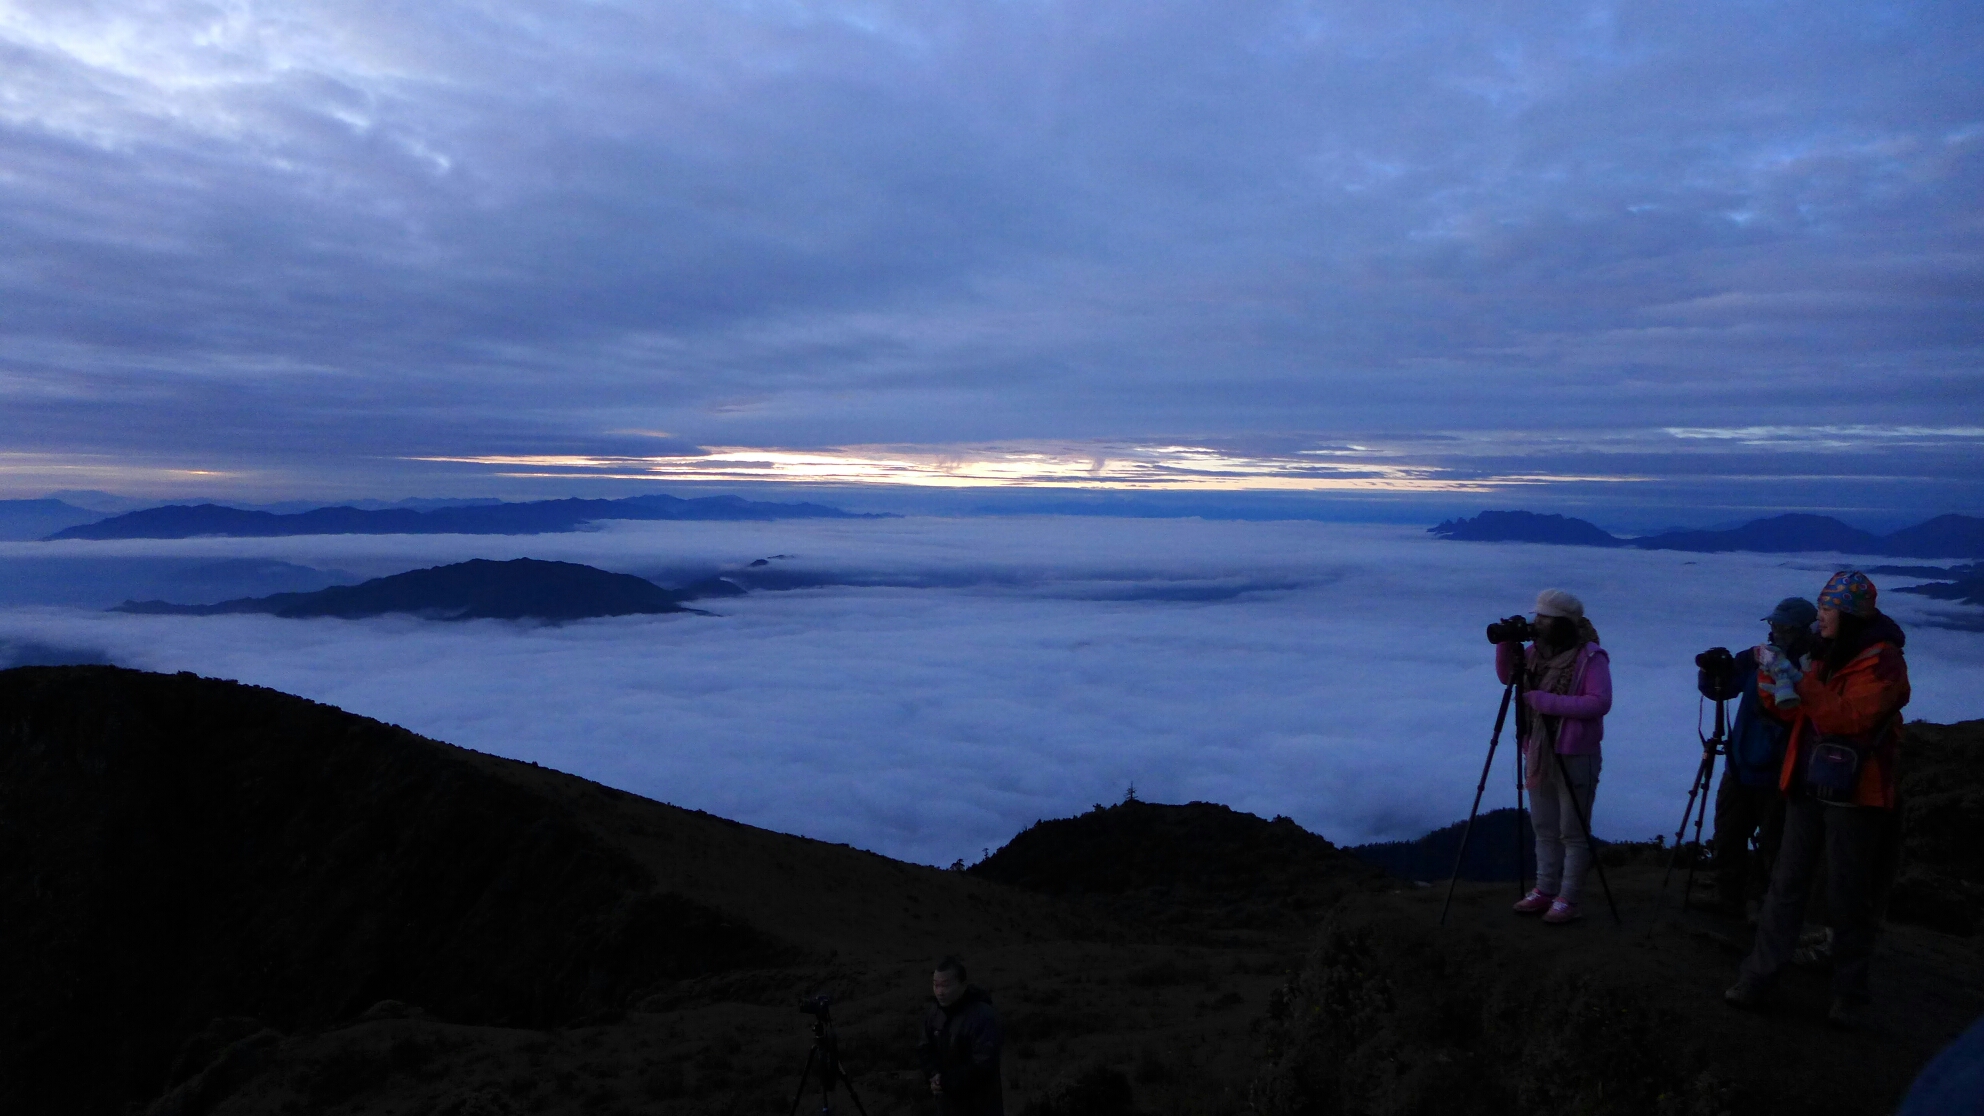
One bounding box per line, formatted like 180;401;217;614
0;499;105;541
1885;563;1984;610
46;493;882;540
1349;807;1541;882
1431;510;1984;558
113;558;743;621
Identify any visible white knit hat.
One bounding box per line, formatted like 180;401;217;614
1534;588;1584;619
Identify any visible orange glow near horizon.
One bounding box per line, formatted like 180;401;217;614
412;444;1650;493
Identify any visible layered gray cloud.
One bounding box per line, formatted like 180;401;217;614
1;1;1979;492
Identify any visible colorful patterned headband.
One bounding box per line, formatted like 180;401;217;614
1818;570;1877;618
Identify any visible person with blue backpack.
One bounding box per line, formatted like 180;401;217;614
1696;596;1817;916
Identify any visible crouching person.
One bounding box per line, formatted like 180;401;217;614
919;955;1004;1115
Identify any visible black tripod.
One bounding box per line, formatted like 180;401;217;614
1440;671;1528;926
788;1000;868;1116
1662;694;1729;911
1442;663;1621;926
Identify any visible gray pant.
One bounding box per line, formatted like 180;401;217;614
1739;797;1888;1004
1711;774;1785;908
1532;753;1600;904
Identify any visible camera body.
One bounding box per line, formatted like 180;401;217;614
1695;646;1743;702
798;995;833;1021
1485;615;1535;644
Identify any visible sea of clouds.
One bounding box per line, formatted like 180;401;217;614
3;518;1979;867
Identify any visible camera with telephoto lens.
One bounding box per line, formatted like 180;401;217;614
798;995;833;1021
1485;615;1535;644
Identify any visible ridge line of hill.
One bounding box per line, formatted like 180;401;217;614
44;493;888;541
109;557;747;621
1431;509;1984;559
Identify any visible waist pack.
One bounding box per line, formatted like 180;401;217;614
1804;735;1865;802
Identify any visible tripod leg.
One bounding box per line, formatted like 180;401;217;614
1682;743;1722;911
1683;699;1732;912
1676;757;1714;911
832;1057;870;1116
1662;750;1714;891
789;1047;818;1116
1441;679;1517;926
1515;738;1528;898
1549;747;1620;925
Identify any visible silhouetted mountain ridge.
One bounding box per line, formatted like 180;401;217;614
1429;511;1627;546
47;493;883;540
1431;509;1984;558
1347;807;1541;882
1896;571;1984;608
0;498;102;541
112;558;724;620
968;798;1383;929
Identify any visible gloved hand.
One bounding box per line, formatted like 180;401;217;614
1773;652;1806;688
1751;644;1798;706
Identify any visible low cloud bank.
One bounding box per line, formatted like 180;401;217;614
2;519;1978;866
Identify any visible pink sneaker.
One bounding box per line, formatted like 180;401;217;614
1513;889;1555;914
1542;899;1582;924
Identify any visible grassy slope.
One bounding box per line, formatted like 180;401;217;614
4;668;1979;1116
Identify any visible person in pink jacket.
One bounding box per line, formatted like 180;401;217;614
1496;588;1613;924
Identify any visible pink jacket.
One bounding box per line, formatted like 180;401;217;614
1496;641;1612;756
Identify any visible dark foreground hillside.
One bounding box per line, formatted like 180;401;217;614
3;667;1981;1115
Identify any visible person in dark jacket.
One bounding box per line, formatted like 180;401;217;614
1726;571;1909;1030
918;955;1004;1116
1697;596;1815;914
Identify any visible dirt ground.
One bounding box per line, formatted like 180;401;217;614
6;668;1981;1116
170;861;1984;1116
1272;864;1984;1115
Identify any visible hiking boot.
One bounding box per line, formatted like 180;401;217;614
1541;899;1581;924
1792;928;1835;969
1513;889;1555;915
1723;977;1769;1010
1827;998;1868;1030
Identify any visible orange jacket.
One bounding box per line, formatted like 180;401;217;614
1763;634;1909;808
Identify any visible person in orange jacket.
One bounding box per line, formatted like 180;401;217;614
1725;570;1909;1029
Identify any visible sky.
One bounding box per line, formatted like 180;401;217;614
3;518;1980;866
2;1;1981;516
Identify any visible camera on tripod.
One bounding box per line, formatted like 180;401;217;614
789;994;866;1115
1695;646;1742;702
1485;615;1535;644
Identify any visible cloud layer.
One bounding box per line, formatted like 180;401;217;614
1;2;1979;495
3;518;1978;866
